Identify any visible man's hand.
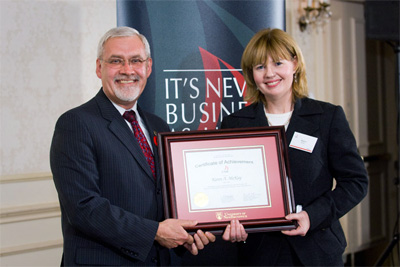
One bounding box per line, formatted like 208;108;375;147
183;230;216;255
281;210;310;236
155;219;197;248
222;220;248;243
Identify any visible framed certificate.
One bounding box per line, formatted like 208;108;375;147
157;126;297;233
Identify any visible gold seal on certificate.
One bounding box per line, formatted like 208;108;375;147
194;192;209;207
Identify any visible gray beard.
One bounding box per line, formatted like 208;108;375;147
114;85;140;103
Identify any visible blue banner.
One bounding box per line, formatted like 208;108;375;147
117;0;285;132
117;1;285;265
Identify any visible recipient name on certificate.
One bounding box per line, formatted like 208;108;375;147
183;146;271;212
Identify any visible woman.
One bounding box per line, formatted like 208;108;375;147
221;28;368;266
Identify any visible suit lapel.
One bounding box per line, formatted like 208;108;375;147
286;98;322;141
233;99;321;140
253;102;270;126
95;89;156;182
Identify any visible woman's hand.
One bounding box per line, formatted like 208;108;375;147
222;219;248;243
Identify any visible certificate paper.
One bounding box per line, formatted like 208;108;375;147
184;147;271;211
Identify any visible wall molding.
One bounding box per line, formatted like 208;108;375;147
0;172;53;184
0;202;60;224
0;239;63;257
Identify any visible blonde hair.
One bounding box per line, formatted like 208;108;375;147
241;28;308;105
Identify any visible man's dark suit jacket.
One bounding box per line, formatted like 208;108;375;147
221;97;368;266
50;89;170;266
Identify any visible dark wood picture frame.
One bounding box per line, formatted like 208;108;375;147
157;126;297;234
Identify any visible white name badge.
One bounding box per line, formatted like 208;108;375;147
289;132;318;153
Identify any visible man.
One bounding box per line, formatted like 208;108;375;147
50;26;215;266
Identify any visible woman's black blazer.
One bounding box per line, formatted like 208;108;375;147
221;97;368;266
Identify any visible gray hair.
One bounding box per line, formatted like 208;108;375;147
97;26;151;59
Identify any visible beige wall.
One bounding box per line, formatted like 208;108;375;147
0;0;116;176
0;0;116;265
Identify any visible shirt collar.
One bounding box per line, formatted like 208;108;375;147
110;101;138;116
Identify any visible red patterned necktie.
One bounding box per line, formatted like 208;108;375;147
123;110;156;178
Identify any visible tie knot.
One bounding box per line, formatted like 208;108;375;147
123;110;137;123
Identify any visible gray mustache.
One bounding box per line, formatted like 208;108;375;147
114;75;139;82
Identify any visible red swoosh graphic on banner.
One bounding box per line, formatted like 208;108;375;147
198;47;246;130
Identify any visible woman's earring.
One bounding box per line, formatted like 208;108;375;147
293;73;298;83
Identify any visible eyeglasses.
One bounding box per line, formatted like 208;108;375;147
102;57;149;69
